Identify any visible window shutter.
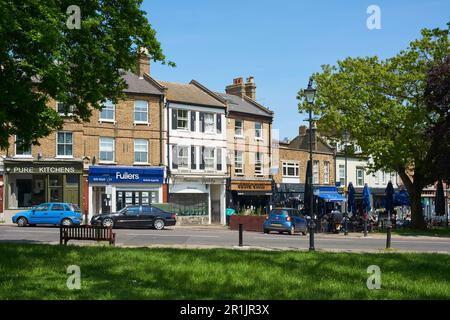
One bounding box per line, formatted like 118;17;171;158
200;112;205;132
216;148;222;171
172;109;177;130
172;145;178;169
190;111;196;131
200;146;205;169
191;146;196;170
216;114;222;133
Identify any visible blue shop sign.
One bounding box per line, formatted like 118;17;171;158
89;166;164;184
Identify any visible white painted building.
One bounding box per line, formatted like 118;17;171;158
160;80;228;224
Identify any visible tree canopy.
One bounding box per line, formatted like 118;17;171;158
0;0;173;149
297;24;449;229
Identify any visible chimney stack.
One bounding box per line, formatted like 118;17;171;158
225;77;245;98
136;47;150;78
244;76;256;100
299;125;307;136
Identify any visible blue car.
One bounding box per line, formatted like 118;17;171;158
12;203;83;227
263;208;308;235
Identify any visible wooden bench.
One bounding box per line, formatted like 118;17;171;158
60;225;116;245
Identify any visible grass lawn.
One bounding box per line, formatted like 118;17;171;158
0;243;449;300
373;227;450;238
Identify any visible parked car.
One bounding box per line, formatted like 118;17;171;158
263;208;308;235
12;203;82;227
90;205;177;230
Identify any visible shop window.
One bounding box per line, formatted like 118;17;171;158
177;109;189;129
49;175;62;202
57;132;73;157
15;136;32;156
100;100;115;121
235;150;244;175
235;120;243;136
169;193;208;216
134;100;148;123
99;137;115;162
204;113;215;133
66;175;79;185
134;139;148;163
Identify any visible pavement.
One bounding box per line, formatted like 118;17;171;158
0;224;449;253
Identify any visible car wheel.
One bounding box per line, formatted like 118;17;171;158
102;218;114;228
17;217;28;227
264;229;269;234
154;219;165;230
61;218;73;227
288;225;295;235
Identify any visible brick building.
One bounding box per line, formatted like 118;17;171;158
217;77;274;215
273;125;337;212
0;52;166;221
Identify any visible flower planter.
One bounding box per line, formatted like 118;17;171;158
229;215;266;232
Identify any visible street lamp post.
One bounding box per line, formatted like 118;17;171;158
343;130;350;236
304;78;317;251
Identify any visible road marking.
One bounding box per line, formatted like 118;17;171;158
127;233;219;238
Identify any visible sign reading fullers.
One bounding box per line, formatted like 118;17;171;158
88;166;164;184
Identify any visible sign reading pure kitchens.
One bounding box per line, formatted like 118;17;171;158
7;165;81;174
231;181;272;192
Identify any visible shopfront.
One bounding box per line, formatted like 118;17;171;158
228;179;273;215
88;166;164;217
3;160;83;209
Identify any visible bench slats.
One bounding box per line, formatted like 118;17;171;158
60;226;115;246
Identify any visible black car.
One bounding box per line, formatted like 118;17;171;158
90;205;176;230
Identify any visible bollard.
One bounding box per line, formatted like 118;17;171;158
344;213;348;236
386;224;392;249
364;220;368;237
238;223;243;247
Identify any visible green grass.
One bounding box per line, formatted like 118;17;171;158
0;243;449;300
383;227;450;238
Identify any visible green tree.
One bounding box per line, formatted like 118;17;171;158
0;0;173;149
298;24;449;230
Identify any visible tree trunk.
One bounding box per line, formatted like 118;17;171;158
409;184;426;230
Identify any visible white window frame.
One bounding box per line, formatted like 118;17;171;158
324;161;330;184
235;119;243;137
99;137;115;163
204;113;215;134
177;145;189;169
356;167;365;187
56;101;75;116
134;139;148;164
56;131;73;158
255;122;262;140
99;100;115;122
255;152;263;175
282;161;299;177
313;160;319;184
134;100;148;124
234;150;244;175
177;109;189;130
14;136;32;157
339;164;345;186
204;147;215;170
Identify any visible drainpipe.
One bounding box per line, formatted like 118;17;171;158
166;101;170;202
268;121;273;214
159;95;163;166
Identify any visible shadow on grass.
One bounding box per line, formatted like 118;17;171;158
0;244;449;300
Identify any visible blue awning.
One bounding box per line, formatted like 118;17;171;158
314;186;347;203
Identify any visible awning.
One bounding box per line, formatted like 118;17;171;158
314;186;347;203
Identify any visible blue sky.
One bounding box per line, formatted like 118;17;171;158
144;0;449;139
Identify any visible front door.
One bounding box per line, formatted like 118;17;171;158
101;194;111;214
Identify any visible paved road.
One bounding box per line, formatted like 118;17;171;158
0;225;449;253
